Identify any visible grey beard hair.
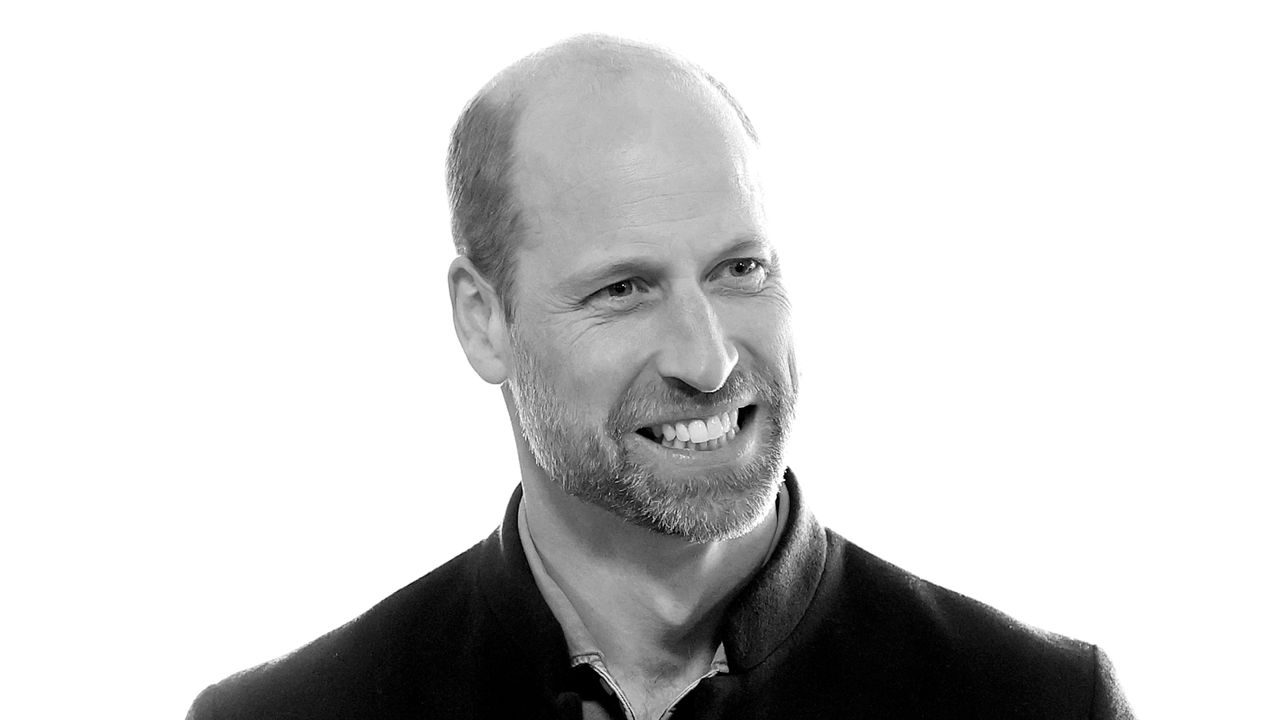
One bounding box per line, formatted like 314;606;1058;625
505;328;797;544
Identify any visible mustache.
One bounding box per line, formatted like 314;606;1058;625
608;369;775;432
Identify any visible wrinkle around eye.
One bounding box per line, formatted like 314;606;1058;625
759;283;793;312
554;310;640;351
584;296;649;318
716;278;790;309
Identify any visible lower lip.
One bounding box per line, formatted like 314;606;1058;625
624;410;762;469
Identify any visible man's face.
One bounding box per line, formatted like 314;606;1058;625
503;80;797;543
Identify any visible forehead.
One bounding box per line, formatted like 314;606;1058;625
510;73;766;278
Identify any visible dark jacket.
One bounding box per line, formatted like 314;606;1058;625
188;471;1133;719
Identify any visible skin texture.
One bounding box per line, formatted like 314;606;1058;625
448;37;798;719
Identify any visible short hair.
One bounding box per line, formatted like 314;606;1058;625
446;89;524;320
445;38;758;320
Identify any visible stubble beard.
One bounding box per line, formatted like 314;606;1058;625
506;329;797;544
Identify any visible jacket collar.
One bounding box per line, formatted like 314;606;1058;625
720;469;827;669
475;468;826;678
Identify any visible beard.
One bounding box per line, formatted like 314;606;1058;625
505;326;798;544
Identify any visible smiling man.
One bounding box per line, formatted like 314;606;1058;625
188;35;1133;720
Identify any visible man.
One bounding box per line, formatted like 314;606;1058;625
188;35;1133;719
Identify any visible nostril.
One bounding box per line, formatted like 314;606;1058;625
664;377;708;396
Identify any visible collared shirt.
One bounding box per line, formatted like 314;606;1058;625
517;486;790;720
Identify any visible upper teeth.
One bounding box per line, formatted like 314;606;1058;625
654;408;739;444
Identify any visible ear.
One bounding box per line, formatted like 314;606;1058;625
447;256;511;384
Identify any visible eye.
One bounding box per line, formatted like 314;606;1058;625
588;277;650;309
605;280;636;298
715;257;769;289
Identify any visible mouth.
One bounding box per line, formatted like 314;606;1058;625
634;404;758;452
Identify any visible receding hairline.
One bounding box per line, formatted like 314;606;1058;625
476;34;759;144
444;35;759;318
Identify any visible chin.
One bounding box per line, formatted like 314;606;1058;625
605;460;783;544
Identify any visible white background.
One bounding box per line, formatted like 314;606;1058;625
2;2;1277;718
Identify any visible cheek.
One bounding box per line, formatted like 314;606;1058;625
763;324;799;390
725;297;794;357
538;328;641;420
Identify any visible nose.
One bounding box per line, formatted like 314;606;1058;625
653;286;739;394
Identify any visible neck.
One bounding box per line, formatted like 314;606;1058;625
520;465;780;669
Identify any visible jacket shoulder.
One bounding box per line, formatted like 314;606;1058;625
187;537;494;720
807;531;1117;717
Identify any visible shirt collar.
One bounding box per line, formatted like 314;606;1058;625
477;469;826;677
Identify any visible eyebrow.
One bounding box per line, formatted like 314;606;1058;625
558;235;775;295
561;258;667;295
720;236;777;264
